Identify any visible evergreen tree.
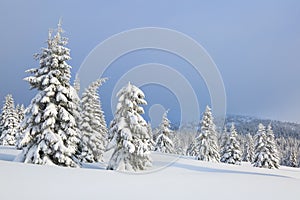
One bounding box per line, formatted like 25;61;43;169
173;131;184;155
265;124;280;168
154;110;174;154
289;150;298;167
16;21;81;167
194;106;220;162
179;129;196;156
15;104;25;123
276;136;288;166
253;123;279;169
73;73;80;94
146;122;155;151
107;82;152;171
78;78;108;162
243;133;254;162
220;123;242;165
72;73;83;139
253;123;268;168
186;140;197;157
0;94;19;146
15;104;26;149
219;126;229;159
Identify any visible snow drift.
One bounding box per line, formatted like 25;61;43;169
0;146;299;200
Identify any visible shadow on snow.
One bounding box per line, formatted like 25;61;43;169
173;162;292;179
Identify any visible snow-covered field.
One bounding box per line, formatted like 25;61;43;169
0;146;299;200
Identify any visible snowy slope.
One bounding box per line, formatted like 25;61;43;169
0;146;299;200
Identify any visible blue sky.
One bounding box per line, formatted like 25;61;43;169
0;0;300;124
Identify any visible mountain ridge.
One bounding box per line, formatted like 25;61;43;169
174;114;300;139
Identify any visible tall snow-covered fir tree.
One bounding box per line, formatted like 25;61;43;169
220;123;242;165
243;133;254;162
16;21;81;167
265;124;280;168
193;106;220;162
253;123;279;169
0;94;19;146
154;110;174;154
78;78;108;163
253;123;268;168
107;82;152;171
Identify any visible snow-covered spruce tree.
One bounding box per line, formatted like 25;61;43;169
15;104;25;123
173;131;184;155
147;122;155;151
16;21;81;167
289;150;298;167
73;73;80;94
186;140;197;157
276;136;288;166
0;94;19;146
253;123;268;168
265;124;280;168
186;128;199;156
220;123;242;165
15;104;26;149
253;123;279;169
107;82;152;171
78;78;108;163
194;106;220;162
219;126;229;158
182;129;197;156
154;110;174;154
72;73;83;136
243;133;254;162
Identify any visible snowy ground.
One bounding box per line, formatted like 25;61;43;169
0;146;299;200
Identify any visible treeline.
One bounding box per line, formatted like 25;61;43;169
170;122;300;168
225;115;300;139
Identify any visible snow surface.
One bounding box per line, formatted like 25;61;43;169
0;146;299;200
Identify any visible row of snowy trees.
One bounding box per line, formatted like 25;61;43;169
190;107;280;168
156;120;300;168
0;21;298;171
152;106;284;169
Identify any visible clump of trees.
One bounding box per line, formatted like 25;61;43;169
0;21;299;172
